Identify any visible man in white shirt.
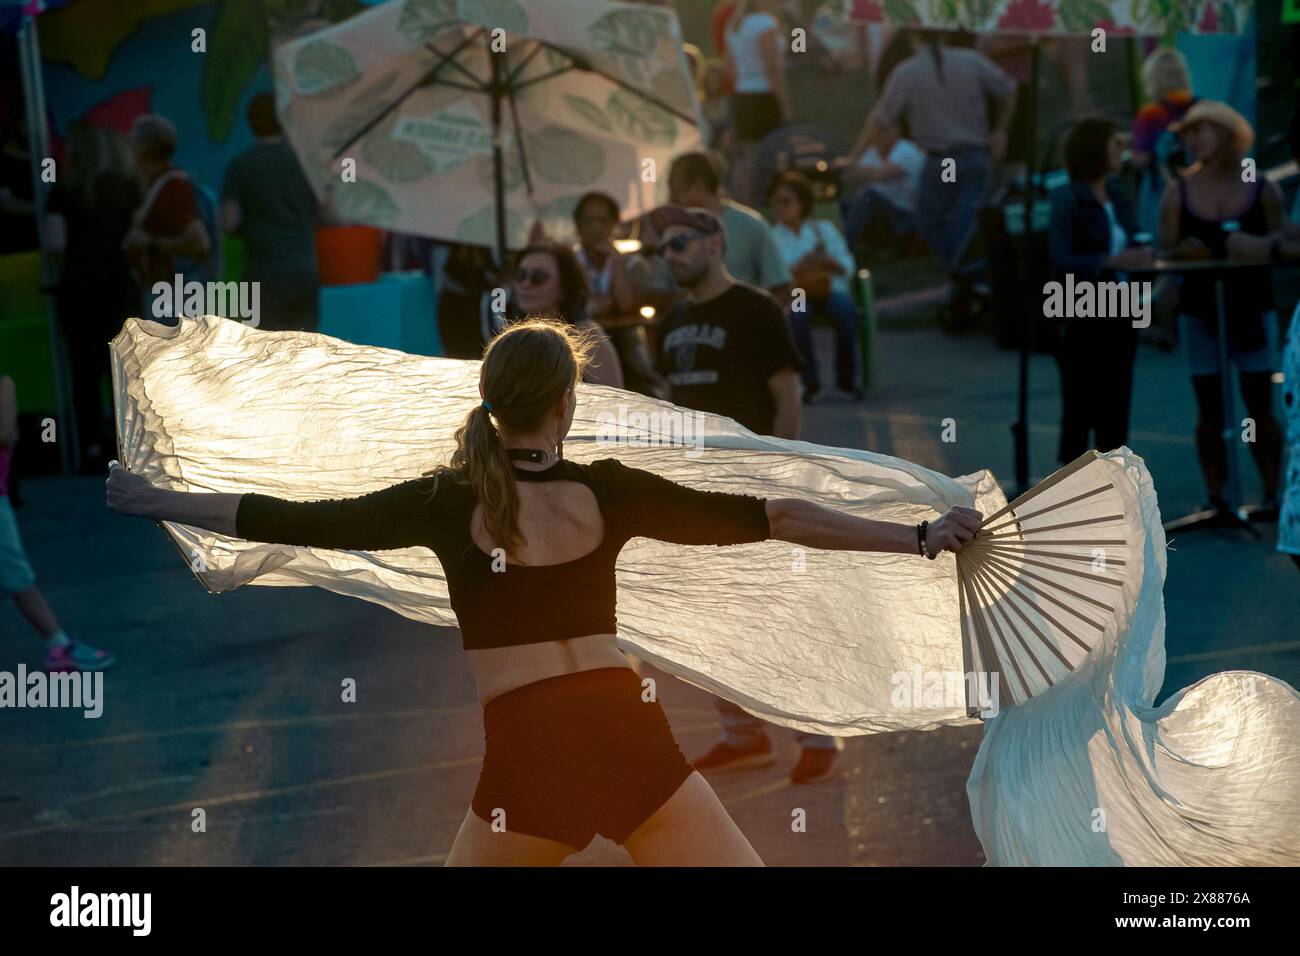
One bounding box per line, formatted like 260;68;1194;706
767;170;863;402
840;124;924;261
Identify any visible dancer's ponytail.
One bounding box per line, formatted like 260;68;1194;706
434;317;595;560
461;402;520;553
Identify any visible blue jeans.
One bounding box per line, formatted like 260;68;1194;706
717;697;838;750
788;290;859;392
841;184;915;253
916;146;992;269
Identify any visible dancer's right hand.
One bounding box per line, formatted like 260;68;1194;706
106;461;157;517
928;506;983;556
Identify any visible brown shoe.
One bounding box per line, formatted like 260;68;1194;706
692;737;777;773
790;746;839;784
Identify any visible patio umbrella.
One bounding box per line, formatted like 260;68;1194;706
835;0;1254;493
272;0;704;261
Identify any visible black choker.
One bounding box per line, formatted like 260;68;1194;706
507;448;559;464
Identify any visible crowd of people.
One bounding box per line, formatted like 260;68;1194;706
433;144;868;426
1049;84;1296;527
4;91;323;475
1;93;321;681
686;14;1300;561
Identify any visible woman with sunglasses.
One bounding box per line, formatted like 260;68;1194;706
508;241;624;388
106;317;982;865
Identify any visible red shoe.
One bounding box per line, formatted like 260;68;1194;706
44;641;116;673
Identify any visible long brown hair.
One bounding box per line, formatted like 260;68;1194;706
428;317;596;559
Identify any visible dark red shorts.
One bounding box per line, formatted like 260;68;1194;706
471;666;695;851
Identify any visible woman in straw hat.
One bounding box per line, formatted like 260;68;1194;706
1158;99;1287;520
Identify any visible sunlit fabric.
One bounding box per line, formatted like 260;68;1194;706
111;316;1300;865
965;455;1300;865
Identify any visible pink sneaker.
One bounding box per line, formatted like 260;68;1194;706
44;641;116;673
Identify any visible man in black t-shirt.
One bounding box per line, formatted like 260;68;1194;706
650;205;802;438
648;205;842;782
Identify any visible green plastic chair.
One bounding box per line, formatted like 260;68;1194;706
0;250;56;414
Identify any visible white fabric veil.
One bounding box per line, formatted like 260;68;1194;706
110;316;1300;865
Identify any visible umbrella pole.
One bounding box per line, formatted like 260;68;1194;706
490;45;507;268
1012;38;1041;497
18;13;76;475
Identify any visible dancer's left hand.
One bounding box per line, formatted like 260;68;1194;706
928;506;983;557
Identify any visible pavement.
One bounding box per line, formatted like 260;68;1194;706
2;320;1297;866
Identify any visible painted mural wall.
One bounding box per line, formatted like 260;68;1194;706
36;0;378;195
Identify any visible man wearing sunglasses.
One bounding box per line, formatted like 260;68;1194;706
648;204;843;783
667;152;791;300
649;205;801;440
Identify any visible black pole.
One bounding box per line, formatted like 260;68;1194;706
490;43;507;267
1012;38;1041;497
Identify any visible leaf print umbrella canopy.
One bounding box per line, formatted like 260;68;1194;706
272;0;703;257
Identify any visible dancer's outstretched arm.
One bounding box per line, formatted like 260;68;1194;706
766;498;982;558
107;462;241;535
601;458;981;559
106;461;435;551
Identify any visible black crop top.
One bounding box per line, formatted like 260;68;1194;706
234;457;772;649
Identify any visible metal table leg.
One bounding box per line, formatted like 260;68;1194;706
1163;275;1259;536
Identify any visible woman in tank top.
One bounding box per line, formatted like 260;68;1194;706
723;0;791;203
1158;100;1286;518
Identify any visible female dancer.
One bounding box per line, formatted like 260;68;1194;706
105;318;981;866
